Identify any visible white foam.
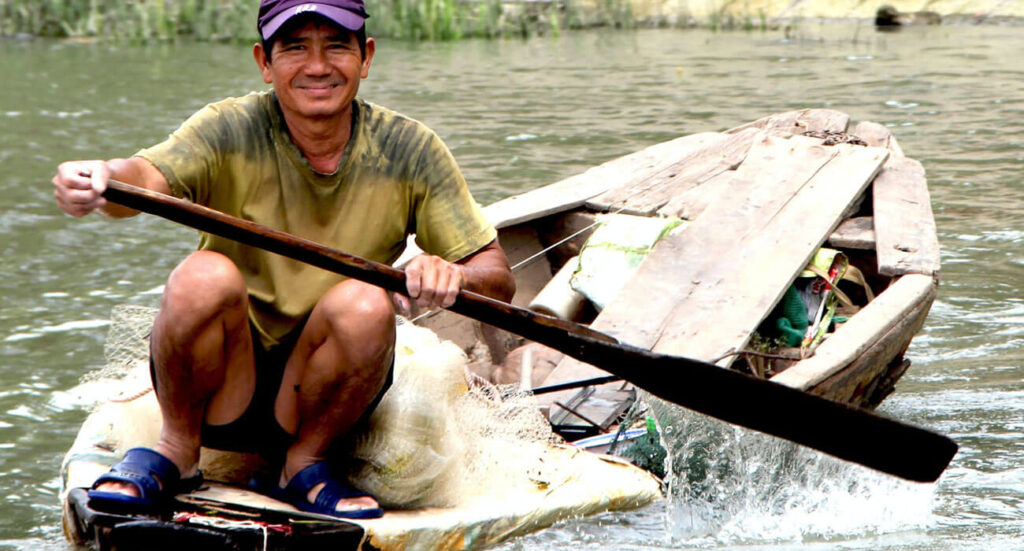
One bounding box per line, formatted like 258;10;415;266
3;333;40;342
652;398;936;546
140;285;165;295
37;319;111;333
6;406;44;422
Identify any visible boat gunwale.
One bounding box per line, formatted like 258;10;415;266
770;273;938;396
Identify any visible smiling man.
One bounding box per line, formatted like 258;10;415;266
51;0;514;519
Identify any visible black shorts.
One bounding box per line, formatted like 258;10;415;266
149;322;394;460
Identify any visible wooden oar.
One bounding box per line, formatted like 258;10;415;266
102;180;957;482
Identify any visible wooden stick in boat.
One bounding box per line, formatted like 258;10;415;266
101;179;958;483
528;375;622;396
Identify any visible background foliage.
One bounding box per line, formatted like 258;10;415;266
0;0;635;42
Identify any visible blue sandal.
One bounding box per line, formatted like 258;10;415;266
87;447;203;514
278;461;383;520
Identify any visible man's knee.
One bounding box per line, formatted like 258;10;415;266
320;280;395;335
162;251;247;321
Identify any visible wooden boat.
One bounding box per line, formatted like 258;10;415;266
410;107;939;435
60;108;940;550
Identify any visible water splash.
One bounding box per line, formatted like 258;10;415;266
648;396;935;546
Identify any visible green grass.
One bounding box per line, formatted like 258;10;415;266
1;0;257;42
0;0;636;42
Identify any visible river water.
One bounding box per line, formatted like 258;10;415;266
0;22;1022;550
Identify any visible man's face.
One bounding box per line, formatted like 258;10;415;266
255;18;374;121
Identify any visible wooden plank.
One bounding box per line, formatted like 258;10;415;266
872;157;941;276
536;135;852;403
728;108;850;138
585;127;759;215
656;169;734;220
770;274;936;391
828;216;875;249
651;143;889;365
853;121;905;157
601;135;842;348
481;132;725;229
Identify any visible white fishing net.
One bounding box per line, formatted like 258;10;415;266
67;304;157;406
350;316;560;508
76;305;558;509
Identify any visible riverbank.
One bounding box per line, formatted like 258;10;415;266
2;0;1021;43
625;0;1024;27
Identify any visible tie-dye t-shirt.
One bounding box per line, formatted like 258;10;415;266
136;91;496;347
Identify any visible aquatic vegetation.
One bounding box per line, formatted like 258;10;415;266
0;0;257;42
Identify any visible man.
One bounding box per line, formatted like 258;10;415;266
52;0;515;519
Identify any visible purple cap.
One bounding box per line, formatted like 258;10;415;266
258;0;369;41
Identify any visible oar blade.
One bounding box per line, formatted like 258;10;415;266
445;294;956;482
567;335;958;483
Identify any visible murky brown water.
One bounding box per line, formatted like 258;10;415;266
1;22;1022;550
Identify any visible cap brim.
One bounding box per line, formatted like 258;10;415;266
260;4;365;41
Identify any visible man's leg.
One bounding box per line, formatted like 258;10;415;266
94;250;255;495
275;279;395;513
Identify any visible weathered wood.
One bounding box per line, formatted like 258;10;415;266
656;169;734;220
583;136;846;348
652;143;889;365
853;121;905;157
482;132;725;229
829;216;876;249
872;157;941;276
728;108;850;138
550;387;635;432
805;289;935;407
586;127;759;215
540;135;846;395
771;274;936;391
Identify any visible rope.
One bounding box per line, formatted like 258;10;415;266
409;195;646;325
709;347;806;365
508;220;603;272
171;511;288;550
109;386;153;403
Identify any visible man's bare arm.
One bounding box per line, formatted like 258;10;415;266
53;157;171;218
455;239;516;301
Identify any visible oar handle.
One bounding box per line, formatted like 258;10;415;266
101;180;618;346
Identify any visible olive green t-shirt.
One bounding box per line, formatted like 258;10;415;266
137;91;496;347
